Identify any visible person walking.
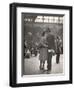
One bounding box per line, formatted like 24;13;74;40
46;28;56;73
56;36;62;64
39;31;48;70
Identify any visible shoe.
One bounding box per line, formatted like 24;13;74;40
39;66;43;70
47;70;51;74
56;62;59;64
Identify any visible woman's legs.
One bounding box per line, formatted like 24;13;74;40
40;60;45;70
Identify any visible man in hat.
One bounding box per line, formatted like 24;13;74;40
46;28;56;73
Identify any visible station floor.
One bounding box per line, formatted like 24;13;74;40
23;54;63;75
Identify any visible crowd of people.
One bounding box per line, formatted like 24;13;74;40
24;28;63;74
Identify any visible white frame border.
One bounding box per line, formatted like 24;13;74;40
16;7;70;84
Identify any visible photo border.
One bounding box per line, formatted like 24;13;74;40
10;3;72;87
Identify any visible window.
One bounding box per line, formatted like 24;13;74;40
24;15;63;24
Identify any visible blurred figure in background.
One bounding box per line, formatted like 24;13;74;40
31;47;38;57
24;40;27;58
56;36;62;64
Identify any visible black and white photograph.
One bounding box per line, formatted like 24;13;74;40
22;13;63;75
10;3;72;87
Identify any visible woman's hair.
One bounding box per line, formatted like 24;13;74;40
42;31;46;36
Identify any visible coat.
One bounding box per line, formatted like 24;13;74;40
46;33;56;51
39;37;48;61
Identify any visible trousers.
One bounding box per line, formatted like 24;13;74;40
56;54;60;64
47;52;52;70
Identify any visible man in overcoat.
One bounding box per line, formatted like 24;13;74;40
46;28;56;73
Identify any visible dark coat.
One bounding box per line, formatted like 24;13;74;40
55;39;62;54
46;33;56;51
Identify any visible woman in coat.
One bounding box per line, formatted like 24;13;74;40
39;31;48;70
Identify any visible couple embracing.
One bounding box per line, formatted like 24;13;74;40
39;28;55;73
